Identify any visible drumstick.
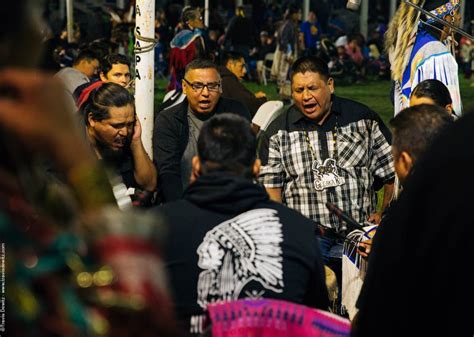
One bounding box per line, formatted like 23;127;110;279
326;202;365;231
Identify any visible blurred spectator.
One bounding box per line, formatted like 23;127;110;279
459;36;473;79
300;9;322;56
55;48;99;112
329;36;358;84
168;6;206;91
154;19;168;79
346;35;364;67
224;6;257;63
251;31;276;84
271;5;301;92
207;29;221;62
219;52;267;116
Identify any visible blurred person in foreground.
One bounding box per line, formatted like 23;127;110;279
0;1;178;336
342;104;452;319
352;110;474;337
156;113;329;335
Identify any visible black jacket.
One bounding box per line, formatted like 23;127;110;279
155;172;329;335
153;98;251;202
218;65;266;117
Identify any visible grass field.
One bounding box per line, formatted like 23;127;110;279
155;76;474;125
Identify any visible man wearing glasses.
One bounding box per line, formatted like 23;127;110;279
153;58;251;202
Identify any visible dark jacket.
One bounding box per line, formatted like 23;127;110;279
153;98;251;202
218;65;266;117
155;172;329;335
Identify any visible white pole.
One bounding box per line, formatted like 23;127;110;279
135;0;155;158
389;0;397;21
360;0;369;39
66;0;74;43
205;0;210;27
303;0;310;22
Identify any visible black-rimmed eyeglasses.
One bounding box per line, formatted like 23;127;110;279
183;78;221;92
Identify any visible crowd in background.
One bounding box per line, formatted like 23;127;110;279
41;1;474;88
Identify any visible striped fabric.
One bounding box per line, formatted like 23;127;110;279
207;298;351;337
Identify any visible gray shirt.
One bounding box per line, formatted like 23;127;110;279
181;109;206;191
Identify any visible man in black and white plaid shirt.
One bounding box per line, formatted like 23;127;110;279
259;56;395;264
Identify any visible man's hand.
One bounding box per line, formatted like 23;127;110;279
357;239;373;258
129;116;157;191
131;115;142;143
255;91;267;99
367;211;382;224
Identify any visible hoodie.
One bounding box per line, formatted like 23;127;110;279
155;172;329;335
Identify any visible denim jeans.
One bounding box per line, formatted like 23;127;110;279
318;234;343;264
318;234;344;313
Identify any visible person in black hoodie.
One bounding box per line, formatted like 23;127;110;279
155;113;329;335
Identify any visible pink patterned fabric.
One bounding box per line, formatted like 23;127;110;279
207;299;350;337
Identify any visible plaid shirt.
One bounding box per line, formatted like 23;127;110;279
259;96;395;231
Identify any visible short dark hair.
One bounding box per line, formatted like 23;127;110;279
411;79;453;108
100;54;131;76
198;113;256;178
390;104;452;162
81;82;134;125
182;6;200;25
185;58;218;75
73;48;99;66
222;51;244;66
291;56;330;81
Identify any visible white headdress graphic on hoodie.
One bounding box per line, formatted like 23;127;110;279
196;208;284;308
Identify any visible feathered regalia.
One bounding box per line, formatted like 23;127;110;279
385;0;467;115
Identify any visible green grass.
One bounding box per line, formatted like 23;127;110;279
156;76;474;125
